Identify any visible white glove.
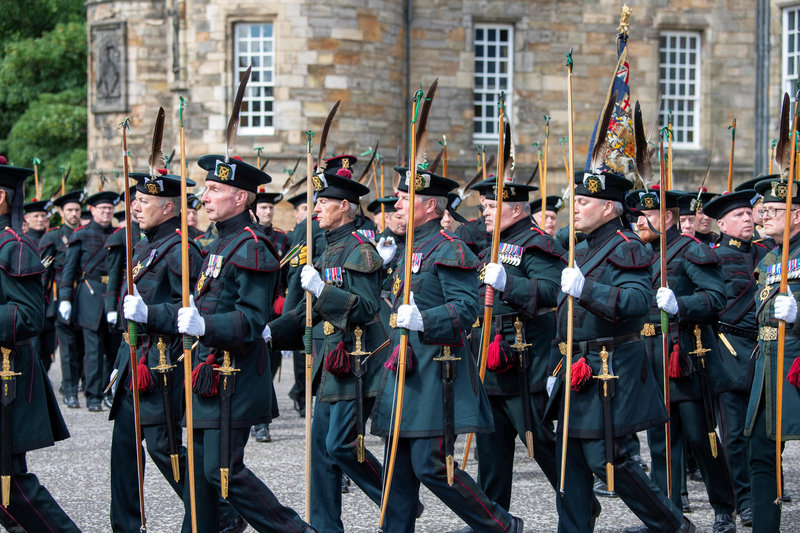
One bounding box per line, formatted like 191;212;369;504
484;262;507;291
561;267;585;298
300;265;325;298
106;311;118;326
396;291;424;331
656;287;679;315
376;236;397;264
123;284;148;323
177;295;206;336
59;301;72;321
262;324;272;343
775;288;798;323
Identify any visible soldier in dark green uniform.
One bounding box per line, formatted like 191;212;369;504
694;188;720;246
677;192;697;237
554;171;689;533
372;195;405;328
40;190;85;408
109;171;201;532
530;194;564;238
455;182;490;255
373;167;523;533
267;155;389;533
59;189;120;411
177;154;314;533
187;193;206;240
745;177;800;532
23;199;56;372
0;158;79;531
702;190;767;527
737;176;778;250
627;188;736;533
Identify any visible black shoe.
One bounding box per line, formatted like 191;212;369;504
103;395;113;409
293;398;305;415
712;513;736;533
87;402;103;412
66;395;79;409
416;500;424;519
256;425;272;443
593;477;616;498
219;515;247;533
509;516;524;533
739;507;752;527
341;474;350;493
631;453;649;472
688;467;703;482
783;494;792;502
682;495;692;513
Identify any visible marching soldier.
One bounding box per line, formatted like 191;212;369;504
736;176;777;250
267;155;390;532
745;177;800;532
177;154;314;533
693;188;720;246
373;195;406;325
554;172;689;532
24;199;56;371
58;189;120;411
109;171;202;532
374;168;523;533
40;189;85;407
187;193;205;240
702;189;767;527
0;157;79;531
455;182;490;255
530;195;564;237
627;188;736;532
678;192;697;237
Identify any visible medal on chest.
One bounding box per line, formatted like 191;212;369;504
499;242;522;266
324;267;343;287
760;285;772;302
765;259;800;285
411;253;423;273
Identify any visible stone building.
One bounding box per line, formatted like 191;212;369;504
87;0;784;228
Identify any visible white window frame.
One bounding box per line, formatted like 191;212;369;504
658;31;701;149
783;6;800;97
473;23;514;143
234;22;275;136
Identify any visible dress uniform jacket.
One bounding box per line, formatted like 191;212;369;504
104;223;143;324
455;215;490;256
39;225;73;322
373;219;492;438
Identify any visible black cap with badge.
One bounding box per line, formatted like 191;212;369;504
198;155;271;194
574;170;633;203
130;169;196;196
395;166;460;197
702;190;759;220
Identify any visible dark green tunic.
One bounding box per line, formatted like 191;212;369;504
39;225;74;321
103;222;144;322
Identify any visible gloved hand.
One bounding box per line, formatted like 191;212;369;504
261;324;272;343
177;295;206;336
376;236;397;264
301;265;325;298
775;287;798;323
123;284;148;323
561;267;585;298
59;301;72;321
397;291;424;331
106;311;118;326
484;262;507;291
656;286;679;315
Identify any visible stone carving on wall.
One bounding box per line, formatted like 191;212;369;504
90;22;127;113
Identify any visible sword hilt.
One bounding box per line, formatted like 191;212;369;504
509;317;531;351
349;326;370;357
433;345;460;362
0;348;21;380
151;337;177;374
592;346;618;384
215;351;240;376
689;325;710;369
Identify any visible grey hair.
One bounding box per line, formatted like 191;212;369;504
508;201;531;216
157;196;180;215
345;201;359;220
611;201;625;217
417;194;447;217
245;191;256;208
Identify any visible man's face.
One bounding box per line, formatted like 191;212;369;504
386;209;406;236
717;206;754;241
201;182;243;222
539;210;558;236
187;208;198;228
483;199;518;233
61;202;81;227
135;194;174;231
24;211;48;231
574;195;608;234
760;202;800;241
395;191;431;228
313;197;347;230
90;202;114;226
636;211;662;243
440;211;454;232
695;208;713;234
679;215;696;236
293;203;308;225
256;202;274;226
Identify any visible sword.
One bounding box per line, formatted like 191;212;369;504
151;338;180;482
509;318;535;458
433;346;461;485
349;327;370;463
215;351;240;498
0;347;20;507
689;325;718;458
592;346;619;492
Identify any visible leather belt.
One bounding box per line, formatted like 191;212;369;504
82;273;109;284
719;322;758;341
0;338;33;351
759;326;800;341
558;332;641;356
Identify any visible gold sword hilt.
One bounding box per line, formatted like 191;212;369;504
592;346;618;492
215;351;240;377
689;325;711;368
509;317;532;352
349;326;370;357
0;348;19;507
0;348;21;381
151;337;177;376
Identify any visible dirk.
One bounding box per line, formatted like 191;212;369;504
718;332;737;357
509;318;535;458
215;351;240;498
349;327;370;463
592;346;619;492
0;347;21;507
690;325;718;458
150;338;180;482
434;346;460;485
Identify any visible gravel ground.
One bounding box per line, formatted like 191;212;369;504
25;354;800;532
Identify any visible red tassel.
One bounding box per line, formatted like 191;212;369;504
192;354;219;397
273;294;285;316
134;355;153;392
487;335;515;372
570;357;592;391
384;343;415;375
669;344;683;378
324;341;352;377
788;356;800;388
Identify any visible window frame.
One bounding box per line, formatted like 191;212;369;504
233;22;275;136
473;23;514;144
783;5;800;97
658;30;702;149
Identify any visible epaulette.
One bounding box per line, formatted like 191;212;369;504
682;235;717;265
244;226;258;241
344;238;382;274
73;225;87;233
112;226;124;234
531;226;546;237
225;228;279;272
430;231;481;269
754;241;769;250
0;228;45;277
606;230;654;269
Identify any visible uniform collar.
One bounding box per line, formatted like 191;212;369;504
718;233;751;251
215;211;252;238
500;217;532;240
26;228;44;240
325;220;356;244
584;218;625;249
145;216;179;243
414;218;443;240
89;219;114;234
0;213;10;229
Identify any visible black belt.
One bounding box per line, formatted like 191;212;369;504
558;332;641;355
82;273;109;283
719;322;758;341
0;338;33;350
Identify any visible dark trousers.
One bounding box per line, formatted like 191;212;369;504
647;399;736;514
289;351;306;410
718;390;751;511
310;399;383;533
476;393;559;510
83;324;115;404
56;321;82;396
191;428;309;533
556;433;682;532
381;436;513;533
748;392;783;532
0;454;79;532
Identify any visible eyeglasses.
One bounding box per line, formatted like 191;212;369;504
759;207;799;218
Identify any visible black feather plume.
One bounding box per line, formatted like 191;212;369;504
225;65;252;163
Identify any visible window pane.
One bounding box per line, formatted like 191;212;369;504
234;23;275;133
659;31;700;146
